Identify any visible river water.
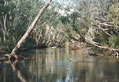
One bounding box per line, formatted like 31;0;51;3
0;48;119;82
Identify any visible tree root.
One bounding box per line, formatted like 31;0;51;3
0;53;20;62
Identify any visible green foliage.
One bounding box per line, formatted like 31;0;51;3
0;0;35;51
109;35;119;48
1;0;119;52
21;36;37;50
108;0;119;25
2;39;15;52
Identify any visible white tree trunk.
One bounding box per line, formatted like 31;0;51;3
2;14;8;42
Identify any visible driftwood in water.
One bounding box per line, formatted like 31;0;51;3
71;34;119;56
7;0;52;59
84;38;119;51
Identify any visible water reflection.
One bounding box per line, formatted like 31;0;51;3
0;60;29;82
8;60;28;82
0;48;119;82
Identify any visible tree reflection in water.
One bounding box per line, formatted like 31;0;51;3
0;60;29;82
8;60;28;82
0;48;119;82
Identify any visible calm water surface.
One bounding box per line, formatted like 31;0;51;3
0;48;119;82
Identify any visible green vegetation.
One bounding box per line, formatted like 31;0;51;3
0;0;119;56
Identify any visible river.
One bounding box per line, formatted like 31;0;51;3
0;48;119;82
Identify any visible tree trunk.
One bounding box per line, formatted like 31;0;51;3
2;14;7;42
10;0;52;56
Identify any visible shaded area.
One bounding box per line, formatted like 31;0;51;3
0;48;119;82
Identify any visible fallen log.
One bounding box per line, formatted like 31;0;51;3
84;37;119;56
85;38;119;51
71;30;119;56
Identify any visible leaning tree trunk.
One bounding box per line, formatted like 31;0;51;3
10;0;52;57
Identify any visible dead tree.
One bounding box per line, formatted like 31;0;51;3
8;0;52;59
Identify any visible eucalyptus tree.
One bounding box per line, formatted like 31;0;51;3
0;0;44;51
